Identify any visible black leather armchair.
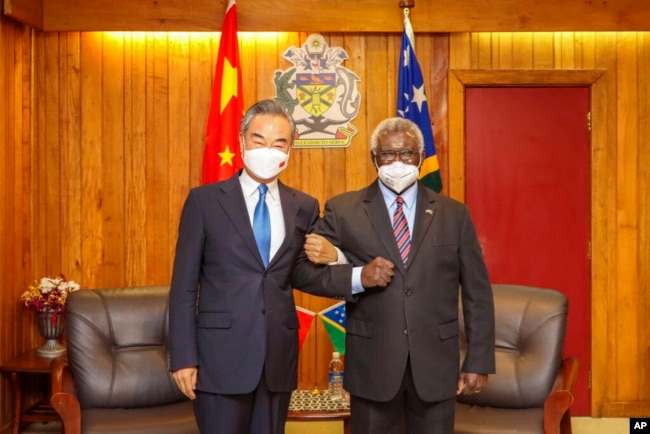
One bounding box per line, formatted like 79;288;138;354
50;286;198;434
455;284;579;434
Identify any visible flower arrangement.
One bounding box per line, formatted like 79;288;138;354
21;274;81;314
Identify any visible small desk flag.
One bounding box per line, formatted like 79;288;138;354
295;306;316;351
319;301;347;354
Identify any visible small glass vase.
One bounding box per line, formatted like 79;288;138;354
36;309;66;357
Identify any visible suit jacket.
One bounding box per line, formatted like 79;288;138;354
296;180;495;403
169;173;353;395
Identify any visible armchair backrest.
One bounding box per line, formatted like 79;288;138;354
65;286;185;409
458;284;568;409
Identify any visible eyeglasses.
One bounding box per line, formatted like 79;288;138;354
374;150;419;162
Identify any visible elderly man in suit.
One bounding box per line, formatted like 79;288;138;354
299;117;496;434
168;99;354;434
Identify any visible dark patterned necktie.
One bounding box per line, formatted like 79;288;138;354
253;184;271;266
393;197;411;265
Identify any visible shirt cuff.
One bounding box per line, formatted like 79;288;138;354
351;267;365;294
329;247;349;265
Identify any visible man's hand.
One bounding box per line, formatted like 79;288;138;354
172;366;198;400
304;233;338;264
360;257;395;288
457;372;488;395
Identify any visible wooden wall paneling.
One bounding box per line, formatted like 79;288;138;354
167;32;192;282
578;32;596;69
591;32;619;417
239;32;257;106
0;18;35;432
614;31;640;404
429;34;450;192
363;34;391;186
144;33;170;285
124;32;149;287
30;28;43;284
449;32;471;70
18;27;35;351
255;33;281;101
321;34;347;198
511;33;534;69
446;34;469;202
102;32;126;287
60;32;83;284
639;32;650;404
533;33;555;69
554;32;576;69
44;32;62;275
79;32;104;288
187;33;213;188
0;20;9;367
41;30;61;289
475;33;493;69
1;18;14;430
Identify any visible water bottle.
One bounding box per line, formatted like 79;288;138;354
328;351;344;402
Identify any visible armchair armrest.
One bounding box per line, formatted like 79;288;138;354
543;357;579;434
50;358;81;434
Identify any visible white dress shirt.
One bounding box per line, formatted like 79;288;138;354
240;170;286;264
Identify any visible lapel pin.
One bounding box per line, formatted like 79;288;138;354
425;209;433;215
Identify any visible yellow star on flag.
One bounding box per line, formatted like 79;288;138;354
220;59;238;113
218;145;236;166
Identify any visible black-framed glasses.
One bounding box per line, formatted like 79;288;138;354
374;150;419;162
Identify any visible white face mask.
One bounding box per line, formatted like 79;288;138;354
377;161;420;194
243;147;290;180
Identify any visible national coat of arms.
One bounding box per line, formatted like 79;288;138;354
273;34;361;148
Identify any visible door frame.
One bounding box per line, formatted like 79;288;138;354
448;69;609;416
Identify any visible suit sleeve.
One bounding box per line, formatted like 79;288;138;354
458;207;496;374
291;199;356;302
168;190;203;371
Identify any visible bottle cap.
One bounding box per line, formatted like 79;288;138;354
332;352;340;358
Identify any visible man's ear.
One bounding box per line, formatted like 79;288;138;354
239;134;245;153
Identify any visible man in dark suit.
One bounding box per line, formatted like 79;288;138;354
168;99;354;434
299;117;496;434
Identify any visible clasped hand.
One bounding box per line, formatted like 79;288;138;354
304;234;394;288
304;233;338;264
360;257;395;288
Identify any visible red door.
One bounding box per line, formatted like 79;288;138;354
464;87;591;415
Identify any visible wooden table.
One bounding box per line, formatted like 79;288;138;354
287;389;351;434
0;349;65;434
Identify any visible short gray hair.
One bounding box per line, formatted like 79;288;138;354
240;99;296;142
370;117;425;153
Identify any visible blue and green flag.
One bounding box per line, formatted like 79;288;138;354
319;301;346;355
397;12;442;193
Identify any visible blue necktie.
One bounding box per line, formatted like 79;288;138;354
253;184;271;266
393;197;411;265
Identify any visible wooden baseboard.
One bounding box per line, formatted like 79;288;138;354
601;401;650;417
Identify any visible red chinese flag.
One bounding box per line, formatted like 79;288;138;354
202;0;244;184
295;306;316;351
